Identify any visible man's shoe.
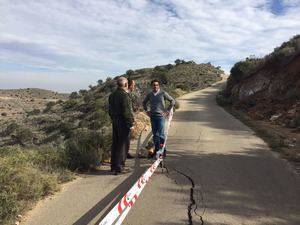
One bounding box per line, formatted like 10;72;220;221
111;168;122;175
127;153;134;159
121;167;131;173
163;148;167;157
111;170;118;175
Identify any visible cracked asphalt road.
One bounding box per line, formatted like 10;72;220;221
125;80;300;225
22;80;300;225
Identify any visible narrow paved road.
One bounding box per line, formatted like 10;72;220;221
23;80;300;225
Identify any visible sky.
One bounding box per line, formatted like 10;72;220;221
0;0;300;92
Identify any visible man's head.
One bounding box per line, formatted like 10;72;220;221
151;79;160;93
128;79;136;92
117;76;128;90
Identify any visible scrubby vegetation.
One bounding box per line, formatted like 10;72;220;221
0;60;223;224
0;146;73;224
0;88;68;122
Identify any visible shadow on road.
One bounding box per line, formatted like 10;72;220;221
72;146;150;225
159;80;300;225
74;80;300;225
161;145;300;225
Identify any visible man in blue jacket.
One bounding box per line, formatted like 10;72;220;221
143;79;175;158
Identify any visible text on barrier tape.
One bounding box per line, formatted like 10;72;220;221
99;108;173;225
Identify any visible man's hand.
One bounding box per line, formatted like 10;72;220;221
146;111;151;117
163;111;170;117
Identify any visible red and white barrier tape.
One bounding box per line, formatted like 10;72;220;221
99;109;173;225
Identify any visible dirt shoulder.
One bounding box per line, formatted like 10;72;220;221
216;98;300;174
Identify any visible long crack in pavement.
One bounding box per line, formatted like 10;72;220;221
163;164;206;225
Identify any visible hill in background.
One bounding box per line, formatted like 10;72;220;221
0;88;69;122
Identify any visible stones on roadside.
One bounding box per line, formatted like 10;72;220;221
270;113;282;121
284;138;297;148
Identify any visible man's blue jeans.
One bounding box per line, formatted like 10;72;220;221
150;116;165;152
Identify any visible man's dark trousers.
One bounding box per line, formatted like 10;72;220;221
111;117;130;172
150;115;165;152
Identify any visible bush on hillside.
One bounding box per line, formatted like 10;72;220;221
69;91;79;99
27;108;41;116
11;126;34;146
0;146;73;224
62;99;80;110
65;128;108;170
216;91;233;107
43;101;57;113
3;122;19;136
174;59;185;65
230;57;262;81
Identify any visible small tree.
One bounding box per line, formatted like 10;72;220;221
97;79;103;86
175;59;181;65
13;126;34;146
126;70;134;78
69;92;79;99
79;89;88;96
175;59;185;65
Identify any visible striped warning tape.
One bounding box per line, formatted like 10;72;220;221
99;108;173;225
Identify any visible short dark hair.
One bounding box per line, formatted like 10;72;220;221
151;79;160;85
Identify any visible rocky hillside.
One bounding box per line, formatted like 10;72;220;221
225;35;300;129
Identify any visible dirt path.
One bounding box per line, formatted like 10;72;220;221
22;80;300;225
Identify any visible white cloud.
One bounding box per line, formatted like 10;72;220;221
0;0;300;91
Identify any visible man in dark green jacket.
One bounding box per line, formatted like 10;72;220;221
108;77;134;175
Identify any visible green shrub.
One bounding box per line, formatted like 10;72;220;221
27;108;41;116
65;128;106;170
97;79;103;86
216;91;233;106
3;122;19;136
174;59;185;65
126;69;134;76
0;147;61;224
69;92;79;99
12;126;34;146
43;101;56;113
230;57;262;82
32;146;69;171
62;99;79;110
